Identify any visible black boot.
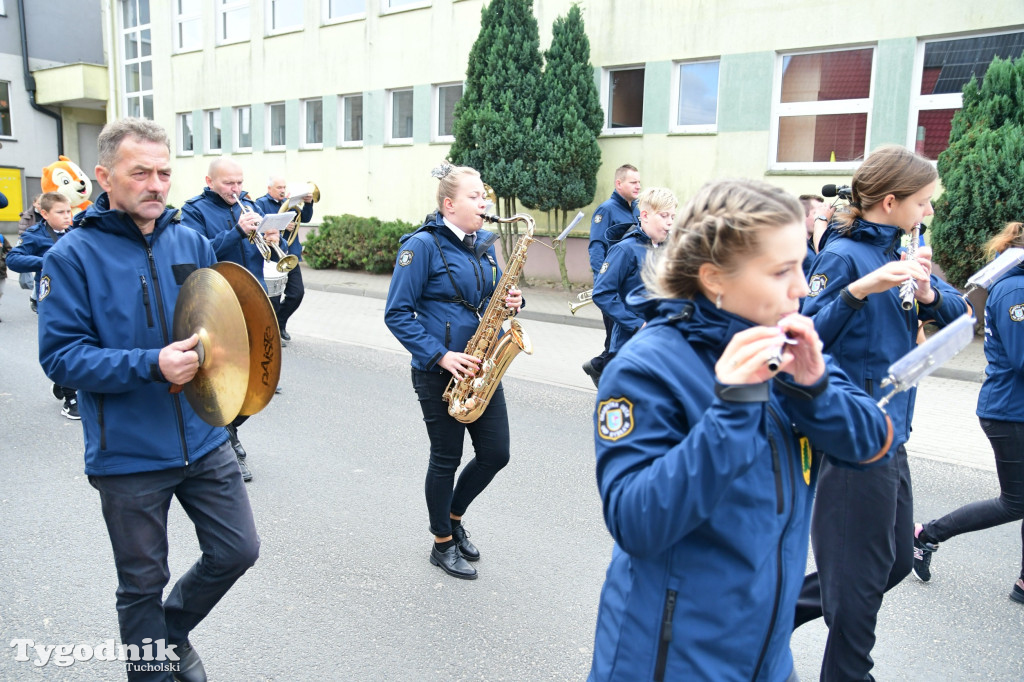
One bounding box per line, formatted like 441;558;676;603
225;424;247;459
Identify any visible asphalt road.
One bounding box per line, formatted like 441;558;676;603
1;293;1022;681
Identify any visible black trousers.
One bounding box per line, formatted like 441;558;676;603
923;418;1024;580
88;442;260;681
794;445;913;681
271;265;304;331
411;368;510;539
589;311;615;373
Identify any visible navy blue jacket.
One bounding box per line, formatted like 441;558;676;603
590;296;891;681
37;193;228;476
588;191;638;276
253;193;312;260
7;220;69;297
802;218;968;452
592;226;653;353
977;265;1024;421
384;212;501;371
181;188;267;288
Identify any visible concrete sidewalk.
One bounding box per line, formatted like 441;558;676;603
292;264;996;472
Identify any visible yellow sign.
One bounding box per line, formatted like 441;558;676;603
0;167;23;222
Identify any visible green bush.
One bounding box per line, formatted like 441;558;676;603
303;214;418;273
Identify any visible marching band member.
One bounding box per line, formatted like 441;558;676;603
913;221;1024;603
384;163;522;581
589;178;892;681
255;176;312;343
591;187;676;364
37;118;259;682
794;145;969;680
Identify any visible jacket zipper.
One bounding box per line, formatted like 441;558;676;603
98;395;106;451
145;244;190;466
752;407;792;680
140;275;154;327
653;589;677;682
445;321;451;348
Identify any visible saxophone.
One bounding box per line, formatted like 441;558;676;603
442;212;536;423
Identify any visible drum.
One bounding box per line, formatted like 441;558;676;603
263;263;287;300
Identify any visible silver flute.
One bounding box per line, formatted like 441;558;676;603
899;224;920;311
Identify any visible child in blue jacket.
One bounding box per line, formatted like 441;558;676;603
589;178;892;681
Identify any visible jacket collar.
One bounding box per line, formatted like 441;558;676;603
610;190;636;214
620;226;653;246
632;293;755;355
77;192;180;241
848;217;904;253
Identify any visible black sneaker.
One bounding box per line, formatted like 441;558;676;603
913;535;938;582
236;456;252;483
62;398;81;420
582;360;601;388
1011;580;1024;604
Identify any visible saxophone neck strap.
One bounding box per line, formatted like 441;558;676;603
429;230;486;316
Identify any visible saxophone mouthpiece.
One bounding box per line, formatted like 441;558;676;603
480;213;499;223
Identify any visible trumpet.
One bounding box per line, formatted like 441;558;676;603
234;194;298;273
568;289;594;315
277;182;320;248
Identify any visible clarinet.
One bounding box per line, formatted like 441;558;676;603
899;223;920;311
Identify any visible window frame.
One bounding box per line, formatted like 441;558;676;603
338;93;364;147
234;105;253;152
386;87;414;145
300;97;324;149
173;0;203;53
908;28;1024;160
217;0;250;45
601;64;646;136
177;112;195;156
670;58;720;134
432;81;463;143
119;0;154;120
380;0;430;16
266;0;304;35
0;80;13;138
769;45;876;172
204;109;223;153
322;0;365;24
266;101;287;151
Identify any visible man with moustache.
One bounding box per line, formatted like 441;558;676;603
37;118;260;682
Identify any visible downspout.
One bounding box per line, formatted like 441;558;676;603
17;0;64;156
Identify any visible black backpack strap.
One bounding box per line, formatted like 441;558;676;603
429;231;483;316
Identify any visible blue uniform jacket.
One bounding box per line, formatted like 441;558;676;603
588;191;638;275
593;226;652;353
181;188;267;288
37;193;228;476
384;212;502;371
7;220;67;298
253;193;312;260
590;296;891;682
977;265;1024;421
802;218;967;451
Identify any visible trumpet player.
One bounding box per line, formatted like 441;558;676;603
591;187;676;373
181;157;280;483
795;145;969;681
255;175;313;343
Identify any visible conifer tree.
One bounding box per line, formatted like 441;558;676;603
932;57;1024;287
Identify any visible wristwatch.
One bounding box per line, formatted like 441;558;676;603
814;215;828;222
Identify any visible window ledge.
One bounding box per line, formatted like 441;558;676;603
266;26;304;38
337;142;364;149
299;144;324;151
381;2;431;16
765;168;857;177
667;130;718;137
173;47;202;56
322;14;366;26
600;130;643;138
384;141;414;147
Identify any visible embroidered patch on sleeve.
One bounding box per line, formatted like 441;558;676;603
398;250;414;267
597;397;634;441
1009;303;1024;322
808;274;828;297
38;275;52;300
599;262;610;274
593;214;603;223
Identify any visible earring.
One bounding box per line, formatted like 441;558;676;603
715;292;722;309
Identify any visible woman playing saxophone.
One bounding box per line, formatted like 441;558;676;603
384;163;522;581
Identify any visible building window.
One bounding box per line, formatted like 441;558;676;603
174;0;202;51
433;82;462;141
267;102;286;150
772;47;873;168
178;113;194;154
381;0;429;14
218;0;250;44
120;0;153;119
911;31;1024;160
267;0;303;33
301;98;323;148
339;94;363;145
388;88;414;143
206;109;222;153
673;60;719;133
324;0;364;23
234;106;252;151
604;66;645;132
0;81;12;137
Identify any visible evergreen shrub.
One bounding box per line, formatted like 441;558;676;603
303;214;417;274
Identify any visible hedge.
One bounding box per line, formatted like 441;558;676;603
302;214;418;273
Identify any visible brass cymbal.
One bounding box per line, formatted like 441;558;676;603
211;262;282;415
172;268;250;427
